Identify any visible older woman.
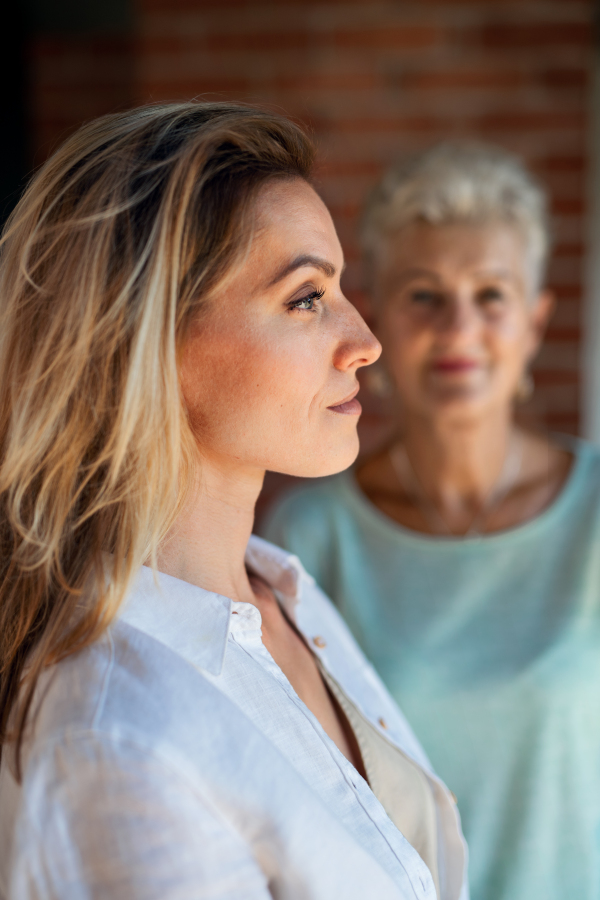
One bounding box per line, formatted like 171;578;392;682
264;143;600;900
0;104;467;899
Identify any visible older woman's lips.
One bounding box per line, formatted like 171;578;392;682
432;358;479;373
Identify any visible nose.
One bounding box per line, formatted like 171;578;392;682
437;294;479;339
333;298;382;372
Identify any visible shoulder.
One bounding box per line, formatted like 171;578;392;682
552;435;600;508
19;621;259;777
1;616;417;900
549;433;600;468
571;435;600;472
1;627;265;894
1;635;274;900
4;620;298;845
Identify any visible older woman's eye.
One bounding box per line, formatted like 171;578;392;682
410;289;441;306
289;288;325;311
478;287;504;303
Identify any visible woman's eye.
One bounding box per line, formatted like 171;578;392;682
294;297;315;310
478;287;504;303
410;289;441;306
289;288;324;311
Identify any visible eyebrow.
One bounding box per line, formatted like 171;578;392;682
472;267;517;282
389;266;518;285
268;254;341;287
393;268;441;283
384;268;442;288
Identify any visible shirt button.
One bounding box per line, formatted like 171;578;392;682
378;717;388;730
312;636;327;649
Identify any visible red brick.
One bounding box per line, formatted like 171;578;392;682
29;0;594;441
331;26;442;50
207;32;311;52
476;112;585;132
142;25;443;55
316;116;447;134
273;73;382;92
552;285;583;301
538;155;585;173
143;0;371;8
553;243;584;258
537;341;580;371
479;22;592;50
545;327;581;342
141;78;253;95
545;413;579;432
30;34;134;162
317;160;383;177
541;68;589;89
551;199;585;215
138;36;190;54
402;69;528;91
534;371;580;386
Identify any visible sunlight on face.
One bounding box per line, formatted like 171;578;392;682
372;221;553;423
179;178;381;478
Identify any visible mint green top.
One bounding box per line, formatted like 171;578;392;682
262;437;600;900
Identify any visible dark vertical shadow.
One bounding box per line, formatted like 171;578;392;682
0;5;28;227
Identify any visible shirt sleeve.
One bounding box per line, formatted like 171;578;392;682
8;733;270;900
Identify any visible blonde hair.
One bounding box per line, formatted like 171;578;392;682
0;101;314;773
362;141;550;292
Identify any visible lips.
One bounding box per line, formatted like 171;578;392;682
328;386;362;415
329;397;362;415
431;358;480;373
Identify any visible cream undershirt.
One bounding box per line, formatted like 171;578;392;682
320;665;441;900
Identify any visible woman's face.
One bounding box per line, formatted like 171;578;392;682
179;178;381;479
372;221;553;424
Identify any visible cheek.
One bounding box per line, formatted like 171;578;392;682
380;310;430;371
180;323;326;439
486;312;532;365
180;327;258;433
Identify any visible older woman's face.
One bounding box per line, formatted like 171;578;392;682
179;178;381;478
372;221;552;422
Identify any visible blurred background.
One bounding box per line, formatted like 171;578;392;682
2;0;596;511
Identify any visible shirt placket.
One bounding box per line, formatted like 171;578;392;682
227;604;435;900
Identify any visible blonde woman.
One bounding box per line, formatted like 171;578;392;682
0;105;467;900
264;143;600;900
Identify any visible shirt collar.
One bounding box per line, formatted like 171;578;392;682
118;535;308;676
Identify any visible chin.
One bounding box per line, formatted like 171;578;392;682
426;393;495;424
272;433;360;480
317;429;361;477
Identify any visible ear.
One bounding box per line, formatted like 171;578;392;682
526;288;555;361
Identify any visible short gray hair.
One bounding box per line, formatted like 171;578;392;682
361;141;550;291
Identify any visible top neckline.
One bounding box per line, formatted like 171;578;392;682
338;434;594;551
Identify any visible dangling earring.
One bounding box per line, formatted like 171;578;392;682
516;370;534;403
365;362;394;398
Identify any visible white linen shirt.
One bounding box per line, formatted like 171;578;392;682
0;536;468;900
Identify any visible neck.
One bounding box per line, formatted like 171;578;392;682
156;452;265;604
401;408;516;510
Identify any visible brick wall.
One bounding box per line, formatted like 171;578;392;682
28;0;595;511
29;34;134;165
